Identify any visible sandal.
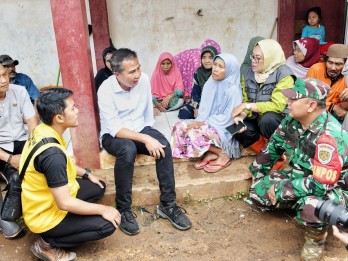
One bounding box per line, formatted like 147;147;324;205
193;152;218;170
203;160;231;173
193;160;210;170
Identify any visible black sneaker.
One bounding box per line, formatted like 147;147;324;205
157;204;192;230
119;210;140;235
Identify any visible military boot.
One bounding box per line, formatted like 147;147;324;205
0;189;22;239
301;227;327;261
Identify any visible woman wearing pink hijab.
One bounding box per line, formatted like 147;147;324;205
286;37;320;78
174;39;221;98
151;52;184;113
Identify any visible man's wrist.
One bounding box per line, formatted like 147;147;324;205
6;154;12;166
82;168;91;180
245;103;251;110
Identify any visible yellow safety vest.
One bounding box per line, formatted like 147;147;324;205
20;123;79;233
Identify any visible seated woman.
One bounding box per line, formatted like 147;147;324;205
151;52;184;113
171;53;242;173
94;46;117;92
232;39;295;168
174;39;221;98
178;45;218;119
240;36;265;78
286;38;320;78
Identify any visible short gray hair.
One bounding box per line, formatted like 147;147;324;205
109;48;137;73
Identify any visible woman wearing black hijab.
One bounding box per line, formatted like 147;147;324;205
94;47;117;92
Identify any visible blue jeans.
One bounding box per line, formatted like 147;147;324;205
102;126;176;212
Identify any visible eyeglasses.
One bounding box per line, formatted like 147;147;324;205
250;54;263;64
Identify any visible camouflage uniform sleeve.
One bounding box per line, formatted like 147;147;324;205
336;134;348;192
249;121;286;179
274;176;329;203
338;167;348;191
275;130;348;202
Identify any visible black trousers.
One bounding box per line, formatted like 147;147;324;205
102;126;176;212
235;112;285;148
41;179;116;248
0;141;26;182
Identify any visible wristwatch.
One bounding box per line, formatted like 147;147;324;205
82;168;91;180
245;103;251;110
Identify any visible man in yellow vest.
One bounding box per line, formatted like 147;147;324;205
20;88;121;261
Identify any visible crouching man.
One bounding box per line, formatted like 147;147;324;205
249;78;348;260
20;88;120;260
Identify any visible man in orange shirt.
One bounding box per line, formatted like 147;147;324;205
307;44;348;128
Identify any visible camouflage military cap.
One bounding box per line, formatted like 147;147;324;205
282;78;330;102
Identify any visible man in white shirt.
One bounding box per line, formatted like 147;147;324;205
98;48;191;235
0;63;38;238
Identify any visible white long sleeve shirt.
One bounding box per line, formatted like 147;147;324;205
97;73;154;146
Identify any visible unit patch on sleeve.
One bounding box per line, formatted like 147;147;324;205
312;134;342;185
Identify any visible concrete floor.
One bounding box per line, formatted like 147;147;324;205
152;110;180;142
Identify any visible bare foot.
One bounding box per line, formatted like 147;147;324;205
204;154;231;173
207;153;230;168
194;152;218;170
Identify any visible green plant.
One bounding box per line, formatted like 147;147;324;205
183;189;193;204
226;191;249;201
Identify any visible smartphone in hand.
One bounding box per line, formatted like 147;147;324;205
226;121;246;135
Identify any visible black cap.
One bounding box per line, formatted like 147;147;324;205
0;55;18;66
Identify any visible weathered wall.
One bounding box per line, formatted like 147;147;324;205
0;0;96;88
0;0;60;88
107;0;278;76
1;0;277;87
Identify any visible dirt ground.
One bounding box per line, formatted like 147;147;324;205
1;196;348;261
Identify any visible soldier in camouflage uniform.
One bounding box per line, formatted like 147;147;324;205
249;78;348;260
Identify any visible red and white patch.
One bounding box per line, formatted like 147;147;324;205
317;143;335;165
312;134;342;185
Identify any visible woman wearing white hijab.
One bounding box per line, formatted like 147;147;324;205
232;39;295;169
171;53;242;173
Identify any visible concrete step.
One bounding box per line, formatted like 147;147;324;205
99;146;256;169
95;155;255;207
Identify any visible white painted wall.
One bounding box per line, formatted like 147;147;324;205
107;0;278;76
1;0;277;87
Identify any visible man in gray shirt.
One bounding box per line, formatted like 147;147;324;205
0;63;38;239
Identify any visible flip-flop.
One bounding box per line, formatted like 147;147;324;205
203;160;231;173
193;160;210;170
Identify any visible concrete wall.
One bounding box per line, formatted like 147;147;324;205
0;0;96;89
0;0;60;88
1;0;277;88
107;0;278;76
